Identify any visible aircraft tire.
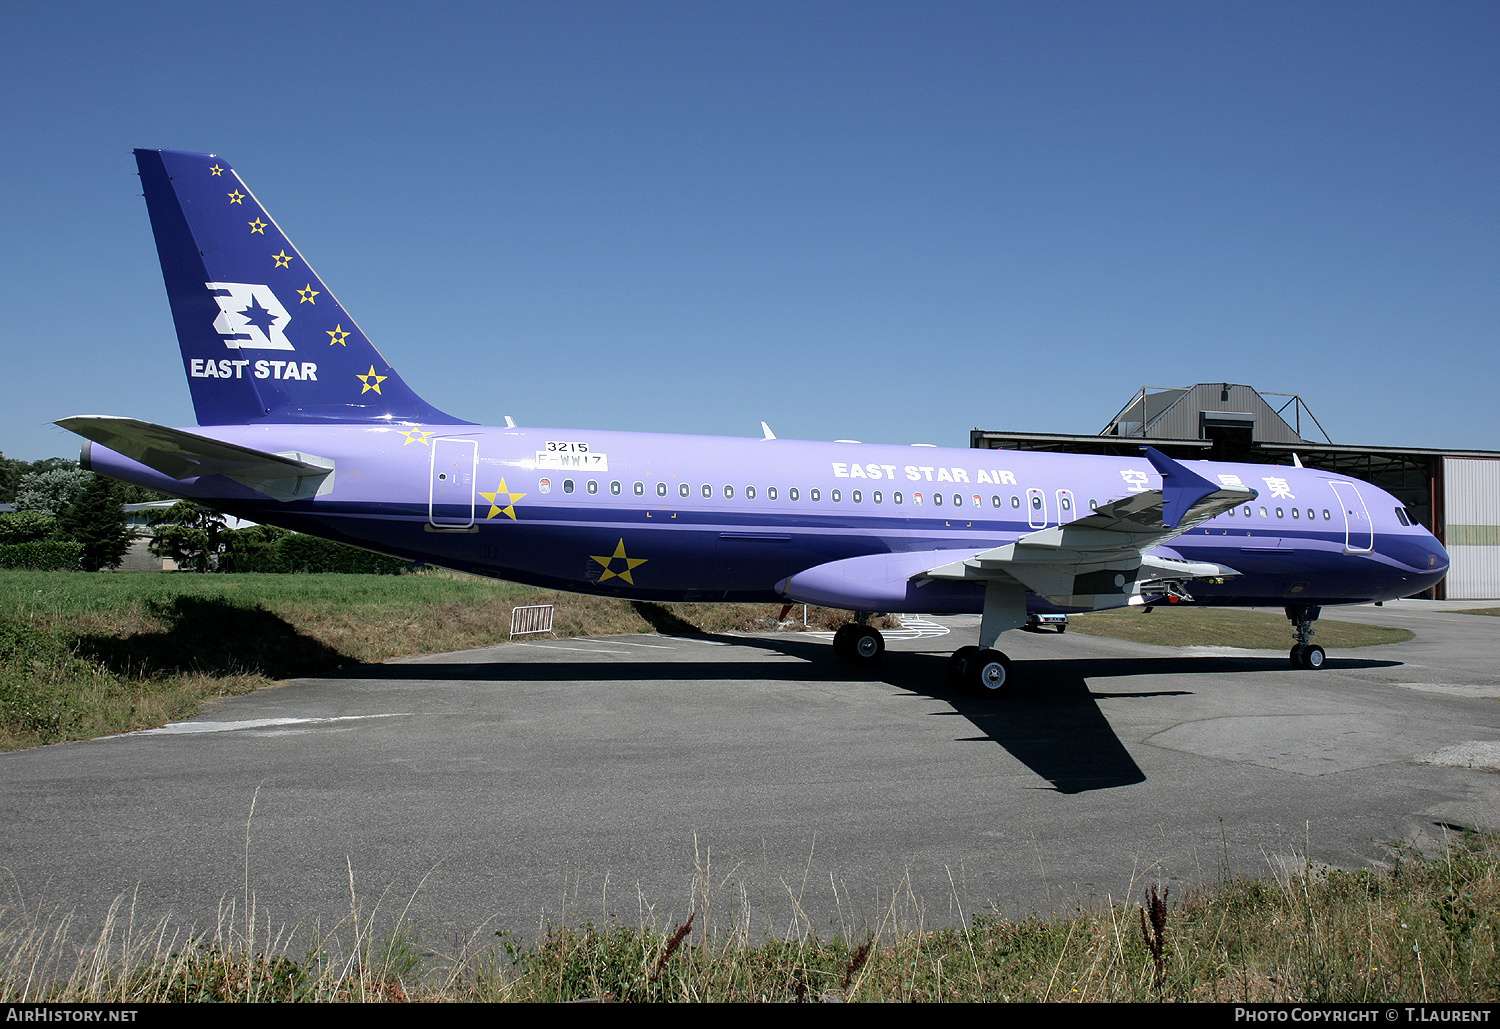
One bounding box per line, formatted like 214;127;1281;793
848;625;884;664
834;624;883;664
833;625;856;662
1303;645;1326;670
947;646;978;688
966;649;1013;696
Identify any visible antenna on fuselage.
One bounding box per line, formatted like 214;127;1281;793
760;421;776;440
1290;452;1303;468
504;416;517;428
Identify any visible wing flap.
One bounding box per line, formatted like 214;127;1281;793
922;448;1253;607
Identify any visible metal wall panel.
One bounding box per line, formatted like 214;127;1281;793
1443;457;1500;600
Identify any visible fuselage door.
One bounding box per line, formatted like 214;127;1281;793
1329;481;1373;554
430;437;477;528
1026;488;1048;529
1056;489;1076;524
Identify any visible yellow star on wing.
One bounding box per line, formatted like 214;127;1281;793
227;189;245;203
480;478;527;520
248;218;267;234
327;325;350;345
590;539;648;584
297;285;319;303
400;429;433;446
356;365;387;394
272;250;292;268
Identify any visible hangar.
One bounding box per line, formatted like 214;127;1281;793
971;383;1500;600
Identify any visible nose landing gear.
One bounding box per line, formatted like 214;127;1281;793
1286;605;1325;669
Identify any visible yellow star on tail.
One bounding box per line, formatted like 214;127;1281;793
590;539;648;584
480;478;527;520
356;365;387;394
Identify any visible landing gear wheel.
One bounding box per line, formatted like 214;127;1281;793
1289;645;1303;668
1291;644;1326;670
834;624;884;665
966;648;1013;696
947;646;978;688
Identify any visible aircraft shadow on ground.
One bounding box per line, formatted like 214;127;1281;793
74;596;354;679
346;631;1402;795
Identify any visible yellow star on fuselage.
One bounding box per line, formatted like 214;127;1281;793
356;365;387;394
400;429;434;446
590;539;648;584
480;478;527;521
297;285;319;303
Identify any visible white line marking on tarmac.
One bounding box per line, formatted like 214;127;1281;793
130;714;408;736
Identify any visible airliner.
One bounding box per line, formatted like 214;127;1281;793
58;150;1449;695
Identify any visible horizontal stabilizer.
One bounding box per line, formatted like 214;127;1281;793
57;416;333;502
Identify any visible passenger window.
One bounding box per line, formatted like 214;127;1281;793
831;489;841;502
852;490;861;503
933;493;943;507
1060;496;1072;512
563;479;575;494
587;480;598;495
1031;495;1042;511
992;495;1002;508
1259;507;1268;518
701;484;712;499
633;482;644;496
1011;496;1021;509
1324;509;1332;520
1306;509;1314;521
610;481;621;496
1090;499;1098;511
1243;506;1251;517
768;486;778;500
1291;508;1299;519
1276;507;1284;518
873;491;882;504
790;487;800;501
810;488;821;502
894;492;903;505
657;482;667;497
746;485;756;500
679;483;690;498
724;485;734;499
955;494;964;508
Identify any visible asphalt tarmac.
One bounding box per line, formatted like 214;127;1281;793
2;600;1497;946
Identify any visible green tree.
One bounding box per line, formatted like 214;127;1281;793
58;476;135;572
0;510;59;545
14;467;92;517
147;502;228;572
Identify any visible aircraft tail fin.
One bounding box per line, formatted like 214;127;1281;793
134;149;468;427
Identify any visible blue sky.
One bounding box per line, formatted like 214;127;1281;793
2;1;1495;461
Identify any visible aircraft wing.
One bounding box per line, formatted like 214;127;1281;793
921;448;1256;608
56;415;334;502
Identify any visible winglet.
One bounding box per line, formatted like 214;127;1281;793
1142;447;1220;529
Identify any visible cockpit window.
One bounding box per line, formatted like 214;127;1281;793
1395;507;1411;527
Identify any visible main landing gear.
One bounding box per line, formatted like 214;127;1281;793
831;585;1031;698
832;616;884;665
1286;605;1326;669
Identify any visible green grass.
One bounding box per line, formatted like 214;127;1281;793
5;831;1499;1002
1068;606;1414;649
1456;608;1500;617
